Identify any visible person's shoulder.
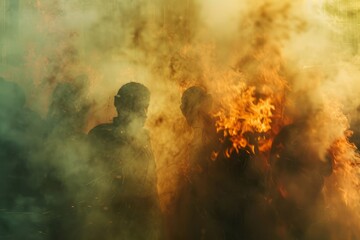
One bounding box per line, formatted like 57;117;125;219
88;123;114;138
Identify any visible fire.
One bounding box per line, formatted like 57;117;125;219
213;81;275;154
328;135;360;207
322;134;360;236
206;40;287;156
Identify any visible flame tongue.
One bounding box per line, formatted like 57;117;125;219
213;80;275;155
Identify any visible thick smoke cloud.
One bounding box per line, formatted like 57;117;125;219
1;0;360;239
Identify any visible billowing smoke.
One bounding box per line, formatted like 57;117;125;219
1;0;360;239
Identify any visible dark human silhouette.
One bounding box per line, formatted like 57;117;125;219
270;118;333;239
172;86;269;240
170;86;219;240
42;77;91;240
87;82;162;240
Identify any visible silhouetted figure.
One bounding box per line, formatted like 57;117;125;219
0;77;44;239
170;86;219;240
42;78;91;240
207;118;267;238
174;86;268;240
173;86;260;239
87;82;161;240
270;119;333;239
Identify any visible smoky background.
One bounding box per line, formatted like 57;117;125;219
1;0;360;239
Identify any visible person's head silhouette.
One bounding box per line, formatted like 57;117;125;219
114;82;150;130
180;86;212;127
